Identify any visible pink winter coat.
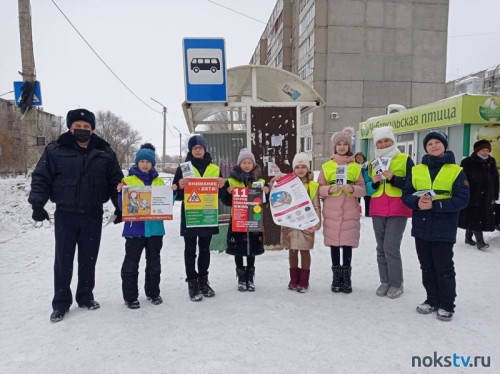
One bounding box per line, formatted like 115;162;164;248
318;155;366;248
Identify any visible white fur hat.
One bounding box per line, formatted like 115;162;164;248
236;148;256;166
372;126;395;144
292;153;310;169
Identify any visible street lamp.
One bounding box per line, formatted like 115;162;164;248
150;98;167;167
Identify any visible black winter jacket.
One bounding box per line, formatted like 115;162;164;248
220;165;266;257
29;131;123;213
458;154;499;231
402;151;470;243
172;152;223;237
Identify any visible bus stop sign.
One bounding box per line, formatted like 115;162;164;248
183;38;227;103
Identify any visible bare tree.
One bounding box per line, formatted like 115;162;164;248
95;110;142;166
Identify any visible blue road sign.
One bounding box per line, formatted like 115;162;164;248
183;38;227;103
13;81;42;106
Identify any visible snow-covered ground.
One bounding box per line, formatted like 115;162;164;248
1;175;499;373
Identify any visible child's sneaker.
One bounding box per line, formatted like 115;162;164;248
376;283;390;297
386;286;404;299
436;308;453;321
125;300;140;309
416;302;438;314
147;296;163;305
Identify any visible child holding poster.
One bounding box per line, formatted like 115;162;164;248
271;153;321;293
172;135;226;302
318;127;366;294
220;148;269;292
116;143;166;309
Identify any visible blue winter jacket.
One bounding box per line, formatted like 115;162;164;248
119;166;165;238
401;151;470;243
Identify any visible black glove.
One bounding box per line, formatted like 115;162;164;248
32;207;50;222
113;209;122;224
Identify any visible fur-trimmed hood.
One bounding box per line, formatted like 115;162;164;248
229;164;263;183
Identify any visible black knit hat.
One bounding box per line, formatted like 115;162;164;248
423;130;448;152
188;135;208;152
66;108;96;129
473;139;491;153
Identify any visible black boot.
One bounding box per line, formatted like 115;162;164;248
246;267;255;292
50;309;69;323
474;231;490;250
187;278;202;302
198;275;215;298
465;229;476;246
331;265;343;293
236;267;247;292
341;266;352;294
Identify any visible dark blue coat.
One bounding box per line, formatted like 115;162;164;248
29;131;123;213
402;151;470;243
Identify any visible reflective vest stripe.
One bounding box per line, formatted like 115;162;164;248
411;164;462;200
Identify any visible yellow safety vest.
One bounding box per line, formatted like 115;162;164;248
193;164;220;178
228;177;266;187
411;163;462;200
306;180;319;201
321;160;361;197
123;175;165;187
370;153;409;198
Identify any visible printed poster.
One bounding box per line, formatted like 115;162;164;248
231;187;264;233
122;185;173;222
184;178;219;227
269;174;319;230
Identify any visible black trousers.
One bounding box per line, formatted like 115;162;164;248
184;235;212;280
235;255;255;268
121;236;163;302
330;246;352;267
52;209;103;310
415;238;456;312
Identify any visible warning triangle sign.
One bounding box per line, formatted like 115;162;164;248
187;191;201;203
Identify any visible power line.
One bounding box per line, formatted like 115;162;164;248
449;31;500;38
50;0;161;114
207;0;266;24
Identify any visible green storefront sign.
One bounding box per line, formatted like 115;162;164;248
359;94;500;139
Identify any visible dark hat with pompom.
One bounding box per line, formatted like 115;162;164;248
135;143;156;167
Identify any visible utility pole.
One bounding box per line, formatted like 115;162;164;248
150;98;167;167
173;126;182;164
18;0;37;172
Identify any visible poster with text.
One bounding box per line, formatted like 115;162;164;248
231;187;264;232
184;178;219;227
122;185;173;222
269;174;319;230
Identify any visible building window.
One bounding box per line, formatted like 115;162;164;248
299;4;315;35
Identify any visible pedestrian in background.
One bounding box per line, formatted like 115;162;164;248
458;140;499;250
29;108;123;322
355;152;372;217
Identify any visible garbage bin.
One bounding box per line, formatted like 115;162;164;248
210;214;230;252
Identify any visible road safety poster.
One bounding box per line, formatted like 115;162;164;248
122;185;173;222
231;187;264;232
269;174;319;230
184;178;219;227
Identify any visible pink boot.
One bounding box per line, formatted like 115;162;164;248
288;268;301;290
296;269;310;293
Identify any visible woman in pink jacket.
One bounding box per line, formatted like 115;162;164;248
368;126;414;299
318;128;366;293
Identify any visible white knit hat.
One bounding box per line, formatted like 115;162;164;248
237;148;256;166
292;153;310;169
372;126;395;144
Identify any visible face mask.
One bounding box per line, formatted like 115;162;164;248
477;154;489;160
73;129;91;143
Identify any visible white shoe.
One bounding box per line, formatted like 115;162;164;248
416;302;437;314
386;286;404;299
436;308;453;321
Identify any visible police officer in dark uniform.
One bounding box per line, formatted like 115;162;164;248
29;108;123;322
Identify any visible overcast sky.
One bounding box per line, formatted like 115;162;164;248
1;0;499;156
